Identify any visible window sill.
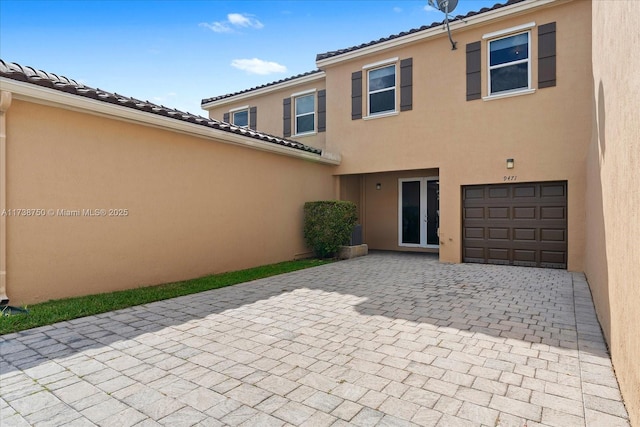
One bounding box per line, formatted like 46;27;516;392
293;131;317;138
483;88;536;101
363;111;399;120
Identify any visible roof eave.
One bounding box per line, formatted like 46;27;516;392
201;71;326;110
1;77;340;165
316;0;558;68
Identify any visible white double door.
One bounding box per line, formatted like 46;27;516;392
398;177;439;248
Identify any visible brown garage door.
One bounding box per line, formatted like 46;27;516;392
462;181;567;269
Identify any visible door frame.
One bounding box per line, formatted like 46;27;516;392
398;176;439;249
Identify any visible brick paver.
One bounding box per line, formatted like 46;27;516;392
0;253;630;426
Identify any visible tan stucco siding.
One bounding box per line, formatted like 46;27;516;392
5;100;335;305
205;79;326;151
324;1;591;173
324;1;591;270
588;1;640;424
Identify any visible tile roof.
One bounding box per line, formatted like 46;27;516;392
316;0;526;61
201;69;323;106
0;59;322;155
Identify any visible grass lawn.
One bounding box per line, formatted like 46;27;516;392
0;258;332;335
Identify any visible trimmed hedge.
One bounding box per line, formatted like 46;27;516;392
303;201;358;258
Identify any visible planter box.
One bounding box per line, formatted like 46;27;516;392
338;244;368;260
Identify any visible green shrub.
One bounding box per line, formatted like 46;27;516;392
304;201;358;258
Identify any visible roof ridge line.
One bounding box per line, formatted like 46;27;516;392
201;69;323;106
315;0;526;61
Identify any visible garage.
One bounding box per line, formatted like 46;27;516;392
462;181;567;268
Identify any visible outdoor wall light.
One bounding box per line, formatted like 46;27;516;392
376;183;382;190
506;158;515;169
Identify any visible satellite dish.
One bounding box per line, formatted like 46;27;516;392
428;0;459;50
433;0;458;14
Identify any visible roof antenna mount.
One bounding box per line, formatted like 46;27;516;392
429;0;459;50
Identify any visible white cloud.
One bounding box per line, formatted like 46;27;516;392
231;58;287;75
228;13;264;29
200;13;263;33
393;7;403;13
199;21;232;33
424;4;437;12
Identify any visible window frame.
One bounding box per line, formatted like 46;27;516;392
230;106;250;128
292;90;316;136
484;23;535;99
364;58;398;118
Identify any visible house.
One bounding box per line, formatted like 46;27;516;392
203;0;588;270
202;0;639;422
0;0;637;423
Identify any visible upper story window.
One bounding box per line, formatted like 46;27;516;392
295;93;315;135
284;90;325;137
368;64;396;115
352;57;411;120
488;31;531;95
232;108;249;128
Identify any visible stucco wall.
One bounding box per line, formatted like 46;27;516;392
587;2;640;424
5;100;335;305
324;0;592;269
204;77;326;151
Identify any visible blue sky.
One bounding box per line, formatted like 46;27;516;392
1;0;499;114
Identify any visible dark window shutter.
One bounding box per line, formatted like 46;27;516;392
400;58;413;111
223;112;230;123
317;90;326;132
283;98;291;137
249;106;257;130
466;41;482;101
351;71;362;120
538;22;556;88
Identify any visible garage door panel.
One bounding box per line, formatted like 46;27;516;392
514;249;537;262
488;187;509;198
464;247;485;261
464;187;485;199
513;228;536;240
464;207;484;219
540;228;565;242
464;227;484;239
514;185;536;198
488;248;510;261
462;181;567;269
540;206;566;219
541;183;566;197
488;207;510;219
488;228;509;240
541;251;566;268
513;206;537;219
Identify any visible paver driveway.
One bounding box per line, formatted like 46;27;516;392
1;252;630;427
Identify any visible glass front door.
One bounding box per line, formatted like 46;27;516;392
399;177;439;248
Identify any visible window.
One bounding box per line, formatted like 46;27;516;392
353;58;410;119
368;64;396;115
295;93;315;135
488;32;530;95
232;108;249;127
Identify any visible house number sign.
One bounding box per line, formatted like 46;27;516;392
503;175;518;182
